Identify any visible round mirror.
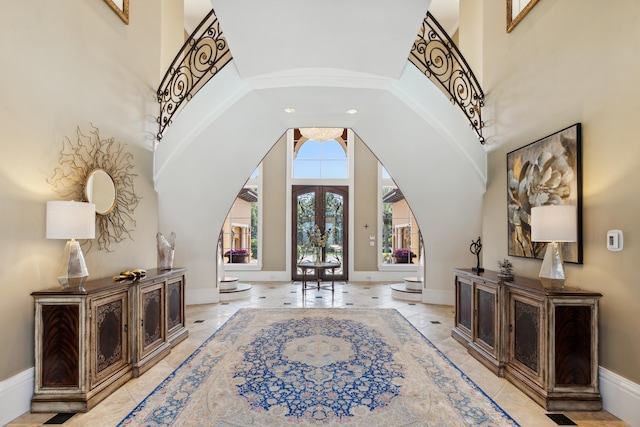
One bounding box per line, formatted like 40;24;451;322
85;169;117;215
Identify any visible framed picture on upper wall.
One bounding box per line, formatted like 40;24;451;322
104;0;129;25
507;123;582;264
507;0;540;32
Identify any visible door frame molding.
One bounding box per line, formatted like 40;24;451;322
291;185;349;281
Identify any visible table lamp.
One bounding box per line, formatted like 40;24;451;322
530;205;577;289
46;201;96;288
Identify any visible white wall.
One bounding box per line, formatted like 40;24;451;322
155;62;486;306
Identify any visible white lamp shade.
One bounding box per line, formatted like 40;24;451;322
46;201;96;240
531;205;577;243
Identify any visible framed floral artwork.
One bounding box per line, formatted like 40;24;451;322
507;123;582;263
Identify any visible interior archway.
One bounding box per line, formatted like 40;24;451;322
155;63;486;305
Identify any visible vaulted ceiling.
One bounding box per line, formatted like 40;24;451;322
156;0;485;294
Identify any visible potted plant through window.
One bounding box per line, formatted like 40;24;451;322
224;249;249;263
392;248;417;264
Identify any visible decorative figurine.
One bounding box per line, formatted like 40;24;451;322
157;231;176;270
470;236;484;272
497;258;514;279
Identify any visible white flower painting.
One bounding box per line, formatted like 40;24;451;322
507;123;582;263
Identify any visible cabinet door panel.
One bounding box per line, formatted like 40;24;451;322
457;279;472;333
91;291;129;388
513;298;540;373
140;283;165;357
167;278;184;336
555;305;592;386
476;285;496;349
40;304;80;388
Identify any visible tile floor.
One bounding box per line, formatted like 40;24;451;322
7;282;629;427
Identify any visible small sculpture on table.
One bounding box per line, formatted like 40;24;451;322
470;236;484;272
157;231;176;270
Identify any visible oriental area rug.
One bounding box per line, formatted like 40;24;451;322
118;308;519;426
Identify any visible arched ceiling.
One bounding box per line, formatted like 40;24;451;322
211;0;429;80
184;0;460;42
157;0;484;300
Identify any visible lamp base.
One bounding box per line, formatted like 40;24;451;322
57;239;89;289
539;277;565;289
539;242;565;289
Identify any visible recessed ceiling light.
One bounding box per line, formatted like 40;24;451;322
283;108;296;113
346;109;358;115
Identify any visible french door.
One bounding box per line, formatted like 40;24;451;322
292;185;348;281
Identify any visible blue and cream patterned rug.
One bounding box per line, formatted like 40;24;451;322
119;308;519;426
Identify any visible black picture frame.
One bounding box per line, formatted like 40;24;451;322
507;123;582;264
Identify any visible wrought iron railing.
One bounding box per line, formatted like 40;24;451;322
410;12;485;143
156;9;232;141
157;10;484;144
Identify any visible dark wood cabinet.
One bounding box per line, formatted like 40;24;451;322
31;268;187;413
453;269;602;411
452;271;501;374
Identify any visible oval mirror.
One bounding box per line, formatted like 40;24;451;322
85;169;117;215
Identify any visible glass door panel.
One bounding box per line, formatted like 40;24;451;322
296;190;316;264
292;185;348;281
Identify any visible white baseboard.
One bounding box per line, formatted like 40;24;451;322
422;288;454;305
0;368;33;426
600;366;640;427
185;287;219;305
349;271;415;282
224;270;290;282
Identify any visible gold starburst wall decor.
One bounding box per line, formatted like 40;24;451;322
48;125;140;251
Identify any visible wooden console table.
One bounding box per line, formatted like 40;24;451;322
298;262;340;291
31;268;188;413
452;268;602;411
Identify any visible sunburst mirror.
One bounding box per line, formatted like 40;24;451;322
49;125;140;251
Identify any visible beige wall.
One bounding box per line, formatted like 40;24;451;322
461;0;640;383
261;135;288;271
0;1;183;381
353;136;380;271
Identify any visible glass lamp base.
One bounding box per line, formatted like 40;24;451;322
57;239;89;289
539;241;565;289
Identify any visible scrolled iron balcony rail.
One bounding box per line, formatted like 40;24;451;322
410;12;485;144
156;9;232;141
157;10;484;144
